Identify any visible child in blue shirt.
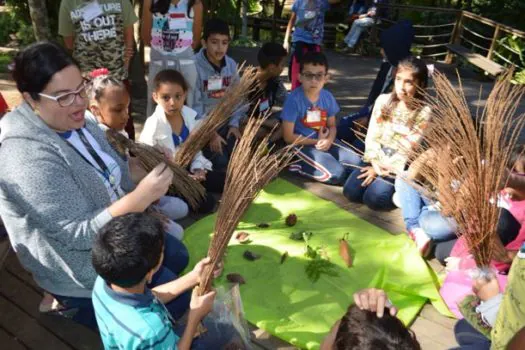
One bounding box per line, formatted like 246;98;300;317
284;0;341;90
281;52;360;185
92;213;239;349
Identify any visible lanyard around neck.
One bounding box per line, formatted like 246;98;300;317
63;128;121;199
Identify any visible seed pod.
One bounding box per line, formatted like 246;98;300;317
280;251;289;264
339;233;352;267
285;214;298;227
227;273;246;285
243;250;261;261
235;232;251;244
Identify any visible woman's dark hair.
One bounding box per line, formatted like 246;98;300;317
153;69;188;92
334;305;421;350
12;41;77;101
92;213;165;288
380;56;429;122
151;0;197;18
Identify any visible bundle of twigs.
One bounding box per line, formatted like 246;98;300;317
174;65;258;168
402;70;525;267
198;116;298;294
105;129;206;210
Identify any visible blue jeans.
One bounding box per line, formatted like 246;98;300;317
344;17;375;48
290;139;361;185
343;163;396;210
53;230;190;330
395;178;457;240
453;319;491;350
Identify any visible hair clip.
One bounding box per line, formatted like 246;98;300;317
90;68;110;78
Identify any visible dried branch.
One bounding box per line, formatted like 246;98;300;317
105;129;206;210
403;70;525;267
174;65;259;168
198;115;298;294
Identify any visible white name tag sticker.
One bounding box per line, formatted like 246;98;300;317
304;10;317;19
259;98;270;112
82;1;104;22
169;17;187;30
208;76;223;91
306;110;321;123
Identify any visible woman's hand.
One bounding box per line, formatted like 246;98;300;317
133;163;173;209
473;277;500;302
357;166;377;187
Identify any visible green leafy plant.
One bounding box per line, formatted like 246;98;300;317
303;236;338;283
0;12;20;45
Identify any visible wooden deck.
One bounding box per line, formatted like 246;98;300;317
2;48;521;349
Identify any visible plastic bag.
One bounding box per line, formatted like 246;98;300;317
205;284;253;350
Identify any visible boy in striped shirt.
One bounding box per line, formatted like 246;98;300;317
91;213;229;349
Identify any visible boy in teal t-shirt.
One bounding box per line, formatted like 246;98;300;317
91;213;239;349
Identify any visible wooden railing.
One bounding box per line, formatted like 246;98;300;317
245;4;525;70
375;4;525;69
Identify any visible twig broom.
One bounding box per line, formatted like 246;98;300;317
198;115;298;294
105;129;206;210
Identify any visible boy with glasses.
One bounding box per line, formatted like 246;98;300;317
280;52;360;185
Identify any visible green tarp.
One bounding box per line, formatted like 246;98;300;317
183;179;451;349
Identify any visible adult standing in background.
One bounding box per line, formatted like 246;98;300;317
58;0;138;139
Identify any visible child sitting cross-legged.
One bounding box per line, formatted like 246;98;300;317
246;42;288;142
91;213;240;349
193;18;241;171
281;51;360;185
320;288;421;350
343;57;431;211
140;69;226;213
88;68;190;237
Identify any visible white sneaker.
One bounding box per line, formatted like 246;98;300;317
408;228;432;257
392;192;401;208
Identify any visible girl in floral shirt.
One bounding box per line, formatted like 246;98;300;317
343;57;431;211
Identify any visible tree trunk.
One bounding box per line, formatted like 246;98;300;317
241;0;248;38
27;0;51;41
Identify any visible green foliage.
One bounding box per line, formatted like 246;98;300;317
0;12;19;45
305;258;339;282
4;0;61;44
16;22;35;46
496;34;525;85
0;51;16;73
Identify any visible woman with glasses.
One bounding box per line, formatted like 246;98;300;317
0;41;193;329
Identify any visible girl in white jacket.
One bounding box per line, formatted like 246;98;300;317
140;69;225;211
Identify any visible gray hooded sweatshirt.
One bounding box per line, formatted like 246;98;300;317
0;103;134;298
193;48;246;127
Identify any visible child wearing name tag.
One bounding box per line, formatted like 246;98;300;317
281;52;360;185
59;0;138;138
193;18;242;171
140;69;225;212
141;0;203;116
343;57;431;211
88;68;190;237
246;43;289;141
284;0;341;90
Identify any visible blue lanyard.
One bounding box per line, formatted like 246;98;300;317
172;122;189;146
